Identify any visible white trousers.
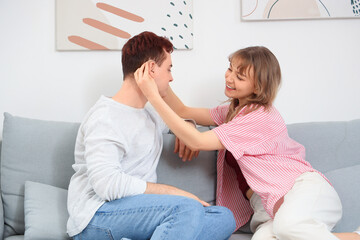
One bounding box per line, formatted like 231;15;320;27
249;172;343;240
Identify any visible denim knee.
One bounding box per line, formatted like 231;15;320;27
73;224;114;240
209;206;236;234
173;197;204;226
220;207;236;229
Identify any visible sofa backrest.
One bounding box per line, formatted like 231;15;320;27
0;113;80;237
157;127;217;205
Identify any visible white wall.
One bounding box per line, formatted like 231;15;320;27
1;0;360;137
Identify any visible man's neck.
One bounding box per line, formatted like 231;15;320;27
112;78;148;109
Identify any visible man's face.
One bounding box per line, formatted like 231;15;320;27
152;52;173;98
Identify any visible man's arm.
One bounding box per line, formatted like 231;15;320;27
145;182;210;207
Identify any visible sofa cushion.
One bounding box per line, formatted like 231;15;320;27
4;236;24;240
0;113;79;237
325;165;360;232
229;233;252;240
24;181;70;240
156;126;217;204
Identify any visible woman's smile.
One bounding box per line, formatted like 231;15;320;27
226;84;236;90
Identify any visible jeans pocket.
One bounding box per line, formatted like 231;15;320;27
79;224;114;240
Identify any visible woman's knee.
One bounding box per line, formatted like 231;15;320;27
273;216;303;239
251;220;274;240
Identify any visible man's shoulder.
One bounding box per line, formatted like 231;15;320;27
145;104;168;131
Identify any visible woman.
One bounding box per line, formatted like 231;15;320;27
135;46;360;240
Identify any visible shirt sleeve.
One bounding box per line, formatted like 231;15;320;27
83;117;147;201
210;104;230;126
212;107;285;160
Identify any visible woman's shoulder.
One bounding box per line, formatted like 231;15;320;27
210;104;230;124
234;105;285;124
212;103;230;113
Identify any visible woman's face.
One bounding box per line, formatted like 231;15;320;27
224;59;256;102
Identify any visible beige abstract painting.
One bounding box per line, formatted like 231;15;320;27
242;0;360;20
56;0;193;50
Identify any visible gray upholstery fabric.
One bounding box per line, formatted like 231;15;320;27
24;181;69;240
157;126;217;205
326;165;360;232
4;236;24;240
0;113;79;237
229;233;252;240
287;120;360;173
0;141;4;239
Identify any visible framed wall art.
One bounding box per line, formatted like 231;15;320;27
241;0;360;21
56;0;193;50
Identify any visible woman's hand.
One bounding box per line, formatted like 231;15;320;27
134;61;159;100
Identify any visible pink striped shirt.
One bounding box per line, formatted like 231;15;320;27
210;104;323;230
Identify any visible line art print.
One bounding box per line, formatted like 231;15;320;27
56;0;193;50
241;0;360;21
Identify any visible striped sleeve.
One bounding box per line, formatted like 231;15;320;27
210;104;230;126
212;107;286;160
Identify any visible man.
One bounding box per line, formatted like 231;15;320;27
66;31;236;240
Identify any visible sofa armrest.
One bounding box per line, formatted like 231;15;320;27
0;141;4;239
0;195;4;240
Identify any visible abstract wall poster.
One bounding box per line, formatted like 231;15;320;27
241;0;360;21
56;0;193;50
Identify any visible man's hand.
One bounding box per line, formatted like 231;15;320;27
145;182;210;207
174;137;199;162
174;120;199;161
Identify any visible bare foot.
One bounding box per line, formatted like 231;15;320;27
334;233;360;240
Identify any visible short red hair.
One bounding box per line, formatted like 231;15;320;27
121;31;173;79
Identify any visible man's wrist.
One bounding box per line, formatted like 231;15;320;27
168;119;196;135
184;119;196;127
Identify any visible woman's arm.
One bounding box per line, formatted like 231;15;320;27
151;92;224;151
163;87;216;126
135;62;224;151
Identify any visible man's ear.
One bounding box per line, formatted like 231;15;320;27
149;61;156;77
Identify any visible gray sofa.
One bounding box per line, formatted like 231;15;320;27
0;112;359;240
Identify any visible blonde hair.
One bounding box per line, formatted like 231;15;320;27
225;46;282;122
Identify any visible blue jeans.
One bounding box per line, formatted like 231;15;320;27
73;194;236;240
